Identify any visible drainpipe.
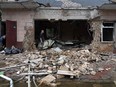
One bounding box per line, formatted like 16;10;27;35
0;75;13;87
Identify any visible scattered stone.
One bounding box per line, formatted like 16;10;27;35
52;47;63;53
88;68;94;71
105;68;111;71
56;75;65;79
57;70;75;76
39;63;44;69
90;71;96;75
98;68;104;72
60;65;69;71
73;70;81;78
114;81;116;85
111;58;116;62
39;74;56;86
57;55;66;65
0;47;114;81
47;70;52;74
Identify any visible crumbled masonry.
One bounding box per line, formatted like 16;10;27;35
0;47;116;82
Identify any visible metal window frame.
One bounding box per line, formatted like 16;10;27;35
101;22;114;42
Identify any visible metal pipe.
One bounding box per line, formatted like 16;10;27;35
0;75;13;87
20;72;48;76
28;61;31;87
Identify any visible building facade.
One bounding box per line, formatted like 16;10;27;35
0;0;116;53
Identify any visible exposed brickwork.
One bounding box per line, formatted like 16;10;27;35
90;21;113;53
23;26;36;51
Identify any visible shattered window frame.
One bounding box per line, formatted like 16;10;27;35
101;22;114;42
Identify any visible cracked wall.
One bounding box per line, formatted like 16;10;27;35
91;20;113;53
23;26;36;51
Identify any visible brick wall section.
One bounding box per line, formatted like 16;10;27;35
23;26;36;51
90;21;113;53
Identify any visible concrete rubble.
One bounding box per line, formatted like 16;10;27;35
39;74;58;87
0;47;116;83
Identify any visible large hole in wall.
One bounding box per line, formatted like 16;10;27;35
34;20;93;47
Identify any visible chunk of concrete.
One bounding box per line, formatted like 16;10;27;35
90;71;96;75
39;74;56;86
98;68;104;72
60;65;69;71
114;81;116;85
52;47;62;53
56;75;65;79
57;70;75;76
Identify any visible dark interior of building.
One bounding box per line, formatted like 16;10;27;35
34;20;93;47
1;22;6;47
1;22;6;36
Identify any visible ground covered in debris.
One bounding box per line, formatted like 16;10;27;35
0;47;116;83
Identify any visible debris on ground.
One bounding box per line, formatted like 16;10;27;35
0;46;22;55
38;74;59;87
0;47;115;81
38;39;55;49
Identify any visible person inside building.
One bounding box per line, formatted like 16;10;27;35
40;29;45;43
0;35;6;50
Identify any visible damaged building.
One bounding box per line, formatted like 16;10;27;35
91;0;116;53
0;0;116;83
0;0;114;52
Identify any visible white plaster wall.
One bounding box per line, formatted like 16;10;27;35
1;8;93;42
2;9;34;42
34;8;91;20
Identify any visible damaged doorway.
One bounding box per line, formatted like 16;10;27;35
1;20;17;48
0;21;6;47
34;20;93;47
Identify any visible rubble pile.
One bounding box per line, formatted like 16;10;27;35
0;47;104;79
0;46;116;84
45;48;101;77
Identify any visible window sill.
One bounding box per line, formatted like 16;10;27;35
101;41;113;44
